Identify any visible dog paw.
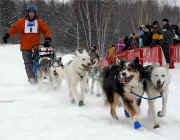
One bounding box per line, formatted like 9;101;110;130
153;124;160;129
157;111;165;117
134;121;141;129
79;100;85;106
112;116;119;120
124;110;130;118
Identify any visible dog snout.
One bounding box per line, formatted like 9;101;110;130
157;80;161;85
156;80;162;89
88;63;91;67
44;76;47;79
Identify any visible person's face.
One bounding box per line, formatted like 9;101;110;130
153;24;158;28
162;21;167;25
28;11;35;20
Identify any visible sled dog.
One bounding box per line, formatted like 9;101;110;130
143;64;170;128
102;58;144;129
57;49;91;106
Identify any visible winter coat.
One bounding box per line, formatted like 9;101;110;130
8;17;51;50
108;47;115;57
142;31;153;46
161;24;174;44
151;26;163;46
123;36;131;51
171;25;180;44
115;40;125;54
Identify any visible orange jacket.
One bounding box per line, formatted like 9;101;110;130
8;17;51;50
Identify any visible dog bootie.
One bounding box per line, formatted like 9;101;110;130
124;110;130;118
153;124;160;129
134;121;141;129
79;100;84;106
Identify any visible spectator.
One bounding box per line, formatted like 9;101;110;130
161;18;174;65
138;25;145;47
115;40;125;54
171;24;180;44
107;44;115;64
123;36;131;51
130;33;137;49
141;25;153;46
151;21;163;46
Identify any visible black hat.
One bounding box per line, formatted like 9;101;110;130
152;21;159;25
162;18;169;23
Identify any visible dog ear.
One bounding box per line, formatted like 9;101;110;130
75;50;81;56
82;49;88;56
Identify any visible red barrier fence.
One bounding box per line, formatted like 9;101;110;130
141;46;162;66
111;46;163;66
170;45;180;68
102;45;180;69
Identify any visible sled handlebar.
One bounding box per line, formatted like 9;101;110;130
32;43;45;49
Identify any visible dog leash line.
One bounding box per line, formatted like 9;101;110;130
130;91;162;100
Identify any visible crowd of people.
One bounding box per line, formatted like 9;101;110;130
109;18;180;65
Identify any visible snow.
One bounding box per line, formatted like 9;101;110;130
0;44;180;140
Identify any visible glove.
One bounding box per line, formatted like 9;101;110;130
2;33;10;44
43;38;51;47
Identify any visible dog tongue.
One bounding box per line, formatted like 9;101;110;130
82;64;89;71
120;76;133;83
120;78;126;83
157;84;162;89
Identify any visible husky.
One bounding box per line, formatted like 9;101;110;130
56;49;91;106
37;56;63;89
102;58;144;129
37;57;53;83
143;65;170;128
88;46;102;96
51;56;64;89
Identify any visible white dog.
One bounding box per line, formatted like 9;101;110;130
144;65;170;128
56;49;91;106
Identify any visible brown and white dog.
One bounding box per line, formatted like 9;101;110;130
101;58;144;129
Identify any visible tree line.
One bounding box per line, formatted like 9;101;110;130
0;0;180;55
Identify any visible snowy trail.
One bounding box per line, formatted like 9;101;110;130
0;45;180;140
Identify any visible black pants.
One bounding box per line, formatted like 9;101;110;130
21;50;35;81
161;43;170;64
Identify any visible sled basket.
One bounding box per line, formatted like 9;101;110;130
32;43;55;80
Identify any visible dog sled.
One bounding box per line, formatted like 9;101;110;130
32;43;55;81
